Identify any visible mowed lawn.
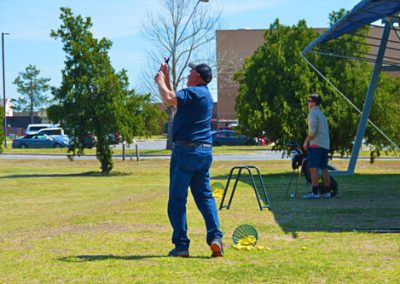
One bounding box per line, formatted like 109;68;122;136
0;158;399;283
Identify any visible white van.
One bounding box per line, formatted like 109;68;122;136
36;127;65;137
25;124;55;135
37;127;69;145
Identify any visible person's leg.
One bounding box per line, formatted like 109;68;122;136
304;148;320;198
320;148;331;197
168;149;193;251
189;148;223;245
309;167;319;190
322;168;331;187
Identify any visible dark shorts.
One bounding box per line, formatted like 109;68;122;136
307;147;329;169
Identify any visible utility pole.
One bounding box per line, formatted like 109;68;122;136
2;32;10;148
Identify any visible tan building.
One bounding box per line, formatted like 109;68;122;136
216;27;400;121
216;29;265;121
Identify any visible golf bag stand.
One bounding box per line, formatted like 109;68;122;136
285;143;308;198
285;142;338;198
286;159;307;198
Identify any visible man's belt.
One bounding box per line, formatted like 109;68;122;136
174;141;212;148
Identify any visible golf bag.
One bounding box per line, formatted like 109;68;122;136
289;142;338;197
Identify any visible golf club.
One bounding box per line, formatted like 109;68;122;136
165;0;209;64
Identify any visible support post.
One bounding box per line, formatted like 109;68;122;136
135;143;140;162
347;20;392;174
122;142;125;161
1;32;10;148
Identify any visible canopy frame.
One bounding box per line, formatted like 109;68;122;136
302;0;400;175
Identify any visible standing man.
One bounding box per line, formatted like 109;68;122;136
154;61;223;257
303;93;331;199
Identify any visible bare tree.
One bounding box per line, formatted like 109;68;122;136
217;49;247;98
141;0;222;149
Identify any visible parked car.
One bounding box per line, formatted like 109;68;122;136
12;134;69;148
211;130;256;146
218;126;233;131
68;131;121;149
36;127;70;146
25;124;57;135
256;135;272;146
67;132;96;149
83;133;96;148
107;131;122;145
84;131;122;146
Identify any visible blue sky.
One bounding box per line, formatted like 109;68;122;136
1;0;362;102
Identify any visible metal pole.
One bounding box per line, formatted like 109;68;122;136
2;32;10;148
135;143;140;162
347;20;392;174
122;142;125;161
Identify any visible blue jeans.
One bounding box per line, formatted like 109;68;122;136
168;145;223;249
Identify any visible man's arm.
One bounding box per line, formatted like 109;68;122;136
154;63;177;106
303;133;315;150
303;112;317;149
162;58;173;92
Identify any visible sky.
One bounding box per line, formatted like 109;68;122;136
1;0;362;103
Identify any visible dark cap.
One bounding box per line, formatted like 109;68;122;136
189;63;212;83
308;93;322;105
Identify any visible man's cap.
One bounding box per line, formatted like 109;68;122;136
189;63;212;83
309;93;322;105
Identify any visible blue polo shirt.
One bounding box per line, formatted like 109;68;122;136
172;84;213;144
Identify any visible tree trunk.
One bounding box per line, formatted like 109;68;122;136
166;106;176;150
96;134;113;174
30;104;34;124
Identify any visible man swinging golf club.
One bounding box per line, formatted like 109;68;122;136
154;61;224;257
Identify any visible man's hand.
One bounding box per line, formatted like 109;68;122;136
303;139;309;150
157;59;172;91
154;59;176;106
160;58;170;75
154;70;165;85
303;134;314;150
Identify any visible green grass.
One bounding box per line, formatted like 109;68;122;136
0;158;399;283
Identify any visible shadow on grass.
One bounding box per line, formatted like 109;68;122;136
0;171;132;179
212;172;400;236
59;254;210;262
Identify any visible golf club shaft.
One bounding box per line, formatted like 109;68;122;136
165;0;201;64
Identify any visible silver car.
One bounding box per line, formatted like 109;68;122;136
12;134;69;149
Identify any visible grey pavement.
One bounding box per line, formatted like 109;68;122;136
114;139;166;150
1;151;398;161
0;150;288;161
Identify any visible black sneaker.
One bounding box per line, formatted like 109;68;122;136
210;238;224;257
168;248;189;257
